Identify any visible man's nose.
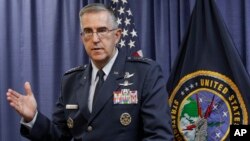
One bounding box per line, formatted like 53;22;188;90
92;32;101;42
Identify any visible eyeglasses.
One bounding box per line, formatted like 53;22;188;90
80;27;117;39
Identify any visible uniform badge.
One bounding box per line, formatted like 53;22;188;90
113;89;138;104
124;72;134;79
119;80;133;86
67;117;74;129
120;112;132;126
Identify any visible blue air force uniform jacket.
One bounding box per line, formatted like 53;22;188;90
21;50;174;141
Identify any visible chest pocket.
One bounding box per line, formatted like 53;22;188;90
64;109;87;136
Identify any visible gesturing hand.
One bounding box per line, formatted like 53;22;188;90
6;82;37;122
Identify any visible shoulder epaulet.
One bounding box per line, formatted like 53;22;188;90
127;56;153;64
64;65;87;75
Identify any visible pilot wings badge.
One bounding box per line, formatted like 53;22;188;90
119;80;133;86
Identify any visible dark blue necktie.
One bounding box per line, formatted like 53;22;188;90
93;69;105;103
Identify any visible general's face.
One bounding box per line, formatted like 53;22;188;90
80;11;121;68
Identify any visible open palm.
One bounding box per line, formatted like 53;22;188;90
6;82;37;122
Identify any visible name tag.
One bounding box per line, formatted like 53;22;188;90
66;104;78;109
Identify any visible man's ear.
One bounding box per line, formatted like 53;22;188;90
115;28;122;44
80;32;85;44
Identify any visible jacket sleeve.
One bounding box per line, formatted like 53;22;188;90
20;66;85;141
141;63;174;141
20;97;72;141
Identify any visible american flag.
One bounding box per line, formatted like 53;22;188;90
110;0;143;57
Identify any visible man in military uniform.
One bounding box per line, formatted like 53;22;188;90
6;3;173;141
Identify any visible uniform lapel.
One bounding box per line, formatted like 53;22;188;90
76;65;92;120
89;49;127;122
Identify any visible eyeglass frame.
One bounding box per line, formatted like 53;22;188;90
80;27;118;39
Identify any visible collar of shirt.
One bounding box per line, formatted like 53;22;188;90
91;48;119;83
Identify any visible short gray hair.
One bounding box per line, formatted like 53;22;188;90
79;3;118;29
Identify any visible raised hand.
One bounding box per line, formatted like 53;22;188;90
6;82;37;122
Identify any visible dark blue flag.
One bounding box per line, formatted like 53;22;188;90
110;0;142;57
167;0;250;140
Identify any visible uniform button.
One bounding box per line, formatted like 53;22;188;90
87;126;93;132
